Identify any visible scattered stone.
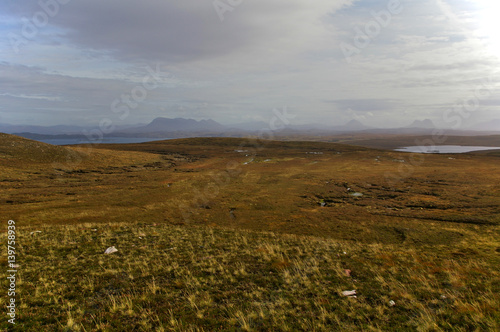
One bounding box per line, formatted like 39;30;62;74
341;290;357;297
104;246;118;254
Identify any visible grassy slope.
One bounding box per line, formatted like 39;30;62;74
1;222;498;331
1;135;499;331
0;133;85;165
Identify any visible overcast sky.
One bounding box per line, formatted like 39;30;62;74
1;0;499;128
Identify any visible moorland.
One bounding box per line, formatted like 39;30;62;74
0;133;499;331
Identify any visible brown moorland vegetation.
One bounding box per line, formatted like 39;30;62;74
0;134;499;331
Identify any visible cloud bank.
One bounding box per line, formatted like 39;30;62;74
0;0;499;127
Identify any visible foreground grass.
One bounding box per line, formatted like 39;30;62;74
1;222;498;331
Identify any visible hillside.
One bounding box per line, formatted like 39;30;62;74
0;136;499;330
0;133;83;164
407;119;435;129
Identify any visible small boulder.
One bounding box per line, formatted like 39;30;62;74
104;246;118;255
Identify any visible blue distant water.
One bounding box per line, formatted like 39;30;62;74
395;145;500;153
38;137;171;146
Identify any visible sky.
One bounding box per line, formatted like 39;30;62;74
0;0;499;129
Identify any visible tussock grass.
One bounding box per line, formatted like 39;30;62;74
1;222;498;331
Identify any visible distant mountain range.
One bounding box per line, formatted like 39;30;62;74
2;117;499;140
337;119;372;131
0;124;85;135
0;123;142;135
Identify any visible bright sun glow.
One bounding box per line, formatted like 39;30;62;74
475;0;500;57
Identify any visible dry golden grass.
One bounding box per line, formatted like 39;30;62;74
1;222;498;331
0;135;499;330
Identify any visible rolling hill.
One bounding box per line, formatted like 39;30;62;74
0;133;83;164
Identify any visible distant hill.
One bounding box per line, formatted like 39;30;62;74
0;123;145;135
0;133;83;164
0;124;84;135
340;119;371;131
6;116;500;143
407;119;435;129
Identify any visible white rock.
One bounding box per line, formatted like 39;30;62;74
341;290;357;297
104;246;118;254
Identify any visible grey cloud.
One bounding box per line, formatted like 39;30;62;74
4;0;350;64
476;99;500;107
0;63;133;102
2;0;499;128
0;62;169;123
409;59;495;71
